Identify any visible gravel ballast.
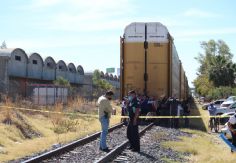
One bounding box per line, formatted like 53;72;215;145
113;126;192;163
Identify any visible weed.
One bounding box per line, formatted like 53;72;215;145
2;96;13;125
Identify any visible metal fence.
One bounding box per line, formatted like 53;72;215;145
27;84;68;105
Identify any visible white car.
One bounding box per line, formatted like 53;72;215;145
226;96;236;102
220;96;236;108
202;99;225;110
215;102;236;115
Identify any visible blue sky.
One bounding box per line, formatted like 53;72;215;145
1;0;236;87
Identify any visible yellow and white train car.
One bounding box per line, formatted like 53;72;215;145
120;22;189;99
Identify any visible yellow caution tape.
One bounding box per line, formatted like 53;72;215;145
0;105;232;119
0;105;98;118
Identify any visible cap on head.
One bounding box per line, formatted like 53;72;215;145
105;90;114;96
128;90;136;95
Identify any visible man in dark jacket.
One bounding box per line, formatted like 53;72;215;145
127;90;140;152
167;96;179;128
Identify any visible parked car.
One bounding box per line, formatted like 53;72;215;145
226;96;236;102
215;102;236;115
220;96;236;108
202;99;225;110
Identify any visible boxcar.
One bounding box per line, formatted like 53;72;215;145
120;22;188;99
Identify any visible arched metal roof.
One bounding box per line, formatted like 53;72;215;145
44;56;56;69
100;71;105;78
77;65;84;75
57;60;68;71
29;53;44;66
68;63;76;73
1;48;29;61
0;48;15;57
12;48;28;61
109;74;113;80
105;72;109;79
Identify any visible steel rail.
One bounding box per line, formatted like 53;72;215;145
22;123;124;163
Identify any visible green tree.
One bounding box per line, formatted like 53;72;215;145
193;74;214;96
53;76;70;87
92;69;113;96
194;39;235;98
208;55;236;87
195;39;233;74
92;70;101;86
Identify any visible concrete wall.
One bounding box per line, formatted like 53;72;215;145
75;74;84;83
0;56;9;93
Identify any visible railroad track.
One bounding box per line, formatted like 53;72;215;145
22;122;154;163
95;123;154;163
22;123;124;163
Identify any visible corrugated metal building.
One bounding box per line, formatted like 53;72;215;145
28;53;44;79
0;48;120;101
0;52;10;93
43;56;56;80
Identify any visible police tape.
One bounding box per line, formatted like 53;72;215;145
0;105;232;119
0;105;98;118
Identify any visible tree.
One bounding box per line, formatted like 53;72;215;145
194;39;235;97
92;69;101;86
193;74;214;96
0;41;7;49
195;39;233;74
208;55;236;87
53;76;70;87
92;69;113;96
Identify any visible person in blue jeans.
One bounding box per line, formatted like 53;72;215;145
97;90;114;152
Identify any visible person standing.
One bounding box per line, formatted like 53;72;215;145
182;100;190;128
127;90;141;152
167;96;178;128
121;97;128;124
208;103;217;131
97;90;114;152
227;111;236;147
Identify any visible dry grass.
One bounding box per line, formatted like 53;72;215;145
163;129;236;163
162;99;236;163
0;98;121;162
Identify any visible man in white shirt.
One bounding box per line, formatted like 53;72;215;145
97;90;114;152
228;112;236;146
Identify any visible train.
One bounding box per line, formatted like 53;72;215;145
120;22;189;100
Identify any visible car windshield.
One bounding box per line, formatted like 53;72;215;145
227;96;236;101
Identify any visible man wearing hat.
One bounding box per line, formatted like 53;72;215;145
127;90;141;152
97;90;114;152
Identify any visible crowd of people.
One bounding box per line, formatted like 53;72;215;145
97;90;191;153
121;93;191;128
